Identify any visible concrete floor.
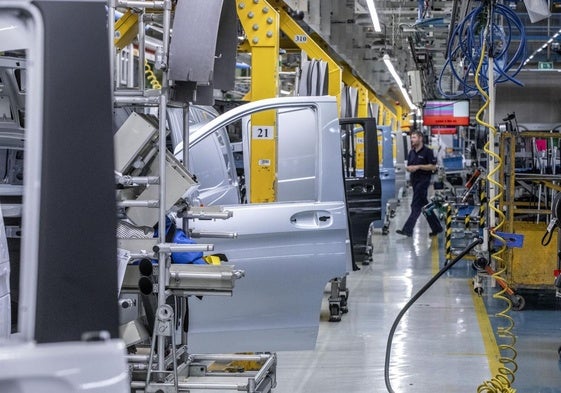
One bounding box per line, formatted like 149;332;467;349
273;195;561;393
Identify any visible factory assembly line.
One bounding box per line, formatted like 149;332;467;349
2;1;561;392
0;1;355;392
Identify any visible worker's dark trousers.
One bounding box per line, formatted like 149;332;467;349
401;179;439;235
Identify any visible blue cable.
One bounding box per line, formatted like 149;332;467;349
438;2;526;99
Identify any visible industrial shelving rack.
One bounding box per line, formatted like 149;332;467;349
108;1;277;392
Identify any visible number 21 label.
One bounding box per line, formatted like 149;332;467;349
252;126;274;140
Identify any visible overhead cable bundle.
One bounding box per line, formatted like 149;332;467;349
439;2;526;99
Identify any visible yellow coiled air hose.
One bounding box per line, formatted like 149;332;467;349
474;40;518;393
145;60;161;90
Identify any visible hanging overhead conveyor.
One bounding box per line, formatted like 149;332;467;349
109;1;276;392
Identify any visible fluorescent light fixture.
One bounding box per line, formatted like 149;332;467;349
366;0;382;33
383;54;417;110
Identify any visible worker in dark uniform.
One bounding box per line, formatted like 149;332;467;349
396;130;442;237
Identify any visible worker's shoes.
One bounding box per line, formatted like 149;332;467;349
429;230;442;237
396;229;412;237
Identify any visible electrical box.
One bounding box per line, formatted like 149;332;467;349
407;70;423;104
114;112;158;174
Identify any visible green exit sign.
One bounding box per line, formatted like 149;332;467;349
539;62;554;69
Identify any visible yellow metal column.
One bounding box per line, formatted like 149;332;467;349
356;85;368;118
237;0;279;202
276;3;341;106
386;108;398;127
395;105;403;130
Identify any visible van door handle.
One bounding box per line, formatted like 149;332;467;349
290;210;331;228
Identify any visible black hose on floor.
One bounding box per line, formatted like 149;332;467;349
384;237;483;393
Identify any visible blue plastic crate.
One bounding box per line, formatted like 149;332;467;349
443;156;463;170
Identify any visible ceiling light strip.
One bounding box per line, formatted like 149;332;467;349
383;54;417;110
366;0;382;33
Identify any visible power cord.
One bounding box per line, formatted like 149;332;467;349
474;29;518;393
384;237;483;393
439;2;525;99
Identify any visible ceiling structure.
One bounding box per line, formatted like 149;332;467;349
282;0;561;113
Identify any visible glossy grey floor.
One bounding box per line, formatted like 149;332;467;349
273;197;561;393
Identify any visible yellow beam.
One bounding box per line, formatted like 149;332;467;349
356;85;368;118
395;105;403;130
236;0;279;203
275;3;341;107
114;10;139;50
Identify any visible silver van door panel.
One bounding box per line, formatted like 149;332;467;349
183;97;351;352
188;201;348;353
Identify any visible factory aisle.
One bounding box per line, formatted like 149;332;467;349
273;195;561;393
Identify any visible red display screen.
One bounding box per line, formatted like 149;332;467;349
423;100;470;126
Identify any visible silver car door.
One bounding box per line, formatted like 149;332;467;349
185;96;352;353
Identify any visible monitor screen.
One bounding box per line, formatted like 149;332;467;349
423;100;470;126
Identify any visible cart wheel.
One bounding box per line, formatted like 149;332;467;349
382;227;389;235
511;294;525;311
340;292;349;314
329;304;341;322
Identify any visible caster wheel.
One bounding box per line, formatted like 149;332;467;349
340;289;349;314
511;295;525;311
329;304;341;322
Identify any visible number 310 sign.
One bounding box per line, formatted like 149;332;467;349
252;126;274;140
